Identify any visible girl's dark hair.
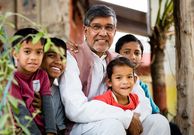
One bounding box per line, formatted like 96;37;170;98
50;37;67;56
12;28;45;47
115;34;144;55
107;57;135;79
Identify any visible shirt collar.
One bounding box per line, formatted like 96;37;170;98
92;51;107;60
53;78;59;86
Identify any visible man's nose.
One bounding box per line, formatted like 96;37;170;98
98;27;108;35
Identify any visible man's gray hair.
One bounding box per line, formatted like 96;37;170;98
83;4;117;27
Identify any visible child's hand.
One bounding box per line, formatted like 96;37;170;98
127;112;143;135
33;92;42;110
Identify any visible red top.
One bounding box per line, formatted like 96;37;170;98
93;90;139;110
10;68;51;132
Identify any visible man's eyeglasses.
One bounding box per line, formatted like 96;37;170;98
88;24;115;33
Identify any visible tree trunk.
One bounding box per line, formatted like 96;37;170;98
149;26;168;115
174;0;194;134
150;48;167;115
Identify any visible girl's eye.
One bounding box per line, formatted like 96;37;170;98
128;75;133;79
134;51;141;56
123;51;130;55
115;77;121;80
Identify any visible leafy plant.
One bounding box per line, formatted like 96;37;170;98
0;12;53;135
0;18;16;134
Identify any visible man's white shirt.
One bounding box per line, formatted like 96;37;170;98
59;51;151;129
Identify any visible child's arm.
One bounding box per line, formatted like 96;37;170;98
139;81;160;113
39;69;57;134
42;95;57;134
13;104;42;135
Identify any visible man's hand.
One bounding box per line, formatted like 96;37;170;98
32;92;42;110
67;40;79;53
127;113;143;135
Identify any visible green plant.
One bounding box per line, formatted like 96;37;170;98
0;12;54;135
0;17;17;134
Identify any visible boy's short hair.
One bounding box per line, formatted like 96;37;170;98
12;28;45;47
115;34;144;55
50;37;67;57
107;57;136;79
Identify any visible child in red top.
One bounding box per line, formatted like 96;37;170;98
10;28;56;135
94;57;139;110
93;57;140;135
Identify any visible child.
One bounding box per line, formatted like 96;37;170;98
93;57;152;135
115;34;181;135
10;28;56;135
93;57;139;110
41;37;67;135
115;34;160;113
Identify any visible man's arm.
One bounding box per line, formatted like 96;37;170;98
59;51;133;129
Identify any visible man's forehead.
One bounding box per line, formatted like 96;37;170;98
90;16;115;24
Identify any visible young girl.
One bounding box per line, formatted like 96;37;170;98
93;57;139;110
93;57;152;135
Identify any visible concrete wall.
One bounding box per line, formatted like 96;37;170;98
0;0;85;43
0;0;16;36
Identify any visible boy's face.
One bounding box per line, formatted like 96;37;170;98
108;65;136;99
41;46;66;79
119;42;142;68
13;40;44;75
